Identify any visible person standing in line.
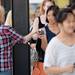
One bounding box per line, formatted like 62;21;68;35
44;8;75;75
32;5;59;75
40;5;59;50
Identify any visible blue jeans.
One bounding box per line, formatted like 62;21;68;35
0;70;12;75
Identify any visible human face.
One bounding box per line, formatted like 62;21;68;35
47;10;55;23
61;13;75;35
44;1;54;12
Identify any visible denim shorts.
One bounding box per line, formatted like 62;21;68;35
0;70;13;75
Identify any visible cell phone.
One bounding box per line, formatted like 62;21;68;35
39;30;44;35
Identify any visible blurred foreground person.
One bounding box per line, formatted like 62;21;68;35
44;8;75;75
32;5;59;75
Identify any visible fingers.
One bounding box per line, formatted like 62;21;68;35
23;36;31;44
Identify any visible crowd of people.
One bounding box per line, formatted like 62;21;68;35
28;0;75;75
0;0;75;75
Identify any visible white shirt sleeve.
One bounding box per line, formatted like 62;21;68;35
44;38;56;69
32;17;39;33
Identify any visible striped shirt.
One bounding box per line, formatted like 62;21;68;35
44;37;75;75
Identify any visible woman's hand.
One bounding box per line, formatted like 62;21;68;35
38;34;46;39
37;31;47;50
37;30;46;39
44;65;74;75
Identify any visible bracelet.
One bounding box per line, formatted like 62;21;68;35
73;63;75;68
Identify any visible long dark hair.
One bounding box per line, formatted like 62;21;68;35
46;5;59;23
56;8;74;23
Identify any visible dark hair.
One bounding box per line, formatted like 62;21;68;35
71;3;75;10
46;5;59;23
56;8;74;23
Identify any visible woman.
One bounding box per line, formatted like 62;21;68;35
44;8;75;75
31;1;56;75
71;3;75;15
32;5;59;75
41;5;59;50
25;0;55;42
0;5;26;75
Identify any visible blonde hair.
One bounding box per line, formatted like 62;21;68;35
0;5;5;24
5;10;12;26
40;0;55;15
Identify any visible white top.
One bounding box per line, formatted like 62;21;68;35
44;37;75;75
5;10;12;26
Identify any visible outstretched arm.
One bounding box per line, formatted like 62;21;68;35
24;18;39;43
44;65;74;75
